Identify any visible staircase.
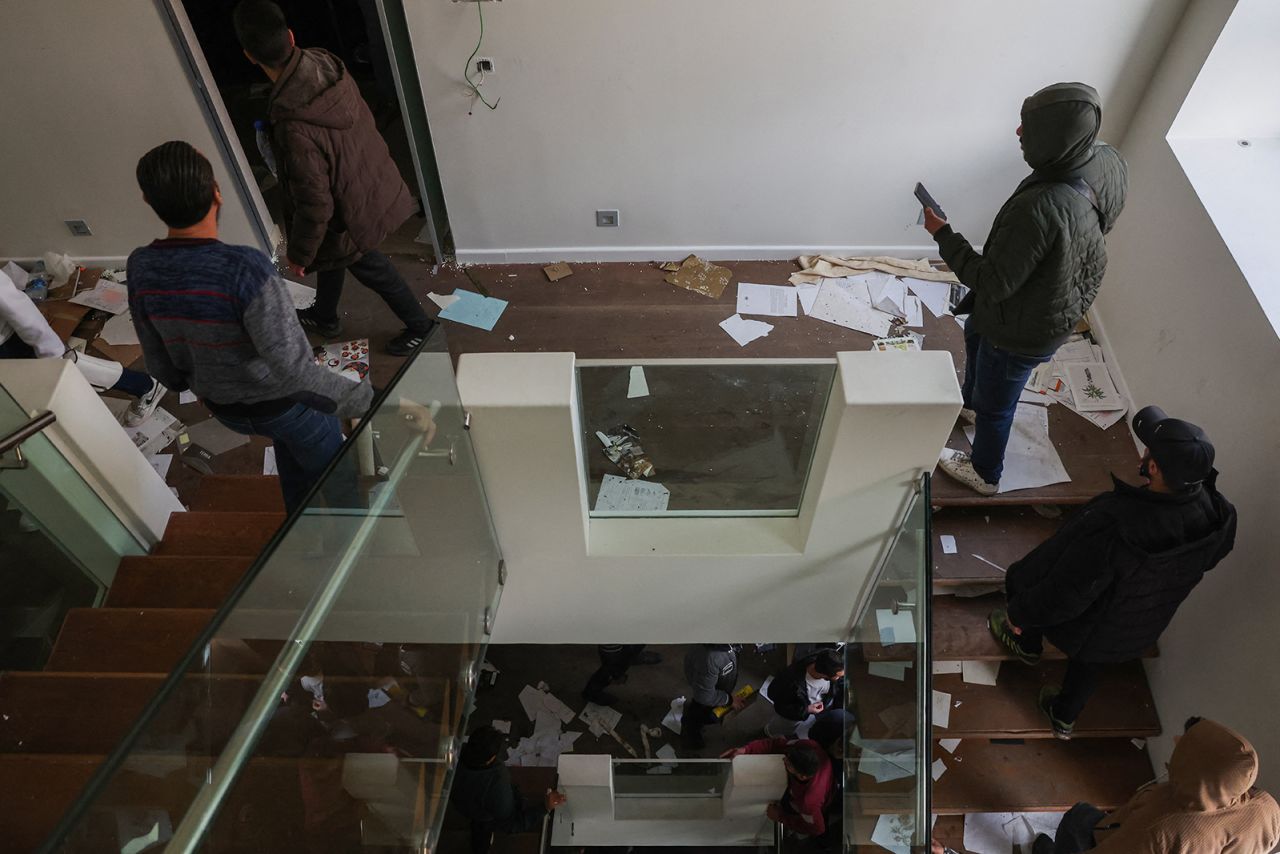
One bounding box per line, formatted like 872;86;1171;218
0;475;284;851
928;414;1161;851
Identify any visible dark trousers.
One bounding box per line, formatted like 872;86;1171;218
0;335;154;397
684;672;738;745
584;644;645;698
213;403;357;513
1019;627;1101;723
961;319;1051;484
313;250;431;334
1044;801;1106;853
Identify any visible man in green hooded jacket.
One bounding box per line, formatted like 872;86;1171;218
923;82;1128;495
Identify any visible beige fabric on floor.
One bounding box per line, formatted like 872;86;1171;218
790;255;959;285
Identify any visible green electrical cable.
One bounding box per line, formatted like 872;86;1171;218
464;0;500;111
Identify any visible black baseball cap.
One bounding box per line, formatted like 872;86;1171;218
1132;406;1215;489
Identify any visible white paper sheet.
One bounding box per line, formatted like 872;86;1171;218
870;813;914;854
718;313;774;346
876;608;917;645
541;690;577;724
737;282;798;317
808;279;896;337
794;282;820;315
939;738;962;753
123;407;180;457
69;281;129;315
932;661;962;675
956;403;1070;494
1065;362;1122;412
858;741;917;783
594;474;670;513
661;696;685;735
533;709;562;739
962;660;1001;686
492;720;511;734
99;311;140;346
179;390;197;405
148;454;173;479
262;446;278;476
939;534;958;554
284;279;316;310
580;702;623;736
931;758;948;781
427;291;460;310
964;812;1016;854
2;261;29;291
933;690;952;728
868;277;908;316
626;365;649;398
868;661;910;681
904;277;953;318
903;294;924;327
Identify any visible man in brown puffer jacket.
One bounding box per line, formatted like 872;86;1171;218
1034;717;1280;853
234;0;433;356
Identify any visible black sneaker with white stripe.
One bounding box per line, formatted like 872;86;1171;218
386;324;434;356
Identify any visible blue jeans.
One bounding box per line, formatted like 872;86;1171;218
962;319;1050;484
213;403;357;513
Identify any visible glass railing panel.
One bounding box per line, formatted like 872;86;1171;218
41;351;502;854
842;473;931;851
576;360;837;517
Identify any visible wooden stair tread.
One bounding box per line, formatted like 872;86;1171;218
105;556;253;608
46;608;216;673
154;512;285;556
864;595;1156;662
0;753;101;853
188;475;285;513
932;410;1138;507
932;738;1153;813
932;507;1062;586
851;660;1159;740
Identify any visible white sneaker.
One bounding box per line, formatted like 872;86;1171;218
959;407;977;425
124;380;167;427
939;450;998;496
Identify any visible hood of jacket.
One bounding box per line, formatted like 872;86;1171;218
268;48;357;130
1169;719;1259;811
1019;82;1126;233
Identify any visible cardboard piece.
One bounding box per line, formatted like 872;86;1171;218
664;254;731;299
543;262;573;282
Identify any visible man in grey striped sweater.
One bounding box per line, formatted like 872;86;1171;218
128;141;372;511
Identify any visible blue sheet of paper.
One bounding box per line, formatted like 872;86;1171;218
438;289;508;331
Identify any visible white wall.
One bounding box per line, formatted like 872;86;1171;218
0;0;258;261
1097;0;1280;791
405;0;1187;262
457;351;961;644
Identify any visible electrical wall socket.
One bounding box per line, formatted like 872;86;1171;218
595;209;620;228
65;219;92;236
475;57;494;74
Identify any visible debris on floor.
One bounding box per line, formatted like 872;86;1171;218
427;291;460;310
437;288;508;331
872;335;921;352
543;262;573;282
314;339;371;381
663;254;731;299
790;254;958;286
718;313;773;347
626;365;649;399
593;473;669;513
596;424;656;479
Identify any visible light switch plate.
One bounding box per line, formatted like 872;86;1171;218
595;209;619;228
65;219;93;236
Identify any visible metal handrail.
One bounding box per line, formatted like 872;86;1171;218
0;410;56;455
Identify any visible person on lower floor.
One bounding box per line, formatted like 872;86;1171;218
451;725;566;854
128;140;373;512
922;81;1128;495
0;267;165;426
723;737;833;838
581;644;662;707
989;406;1236;738
1032;717;1280;853
682;644;742;750
233;0;435;355
767;648;846;724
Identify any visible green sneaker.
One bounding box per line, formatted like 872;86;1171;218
988;609;1041;665
1038;686;1075;740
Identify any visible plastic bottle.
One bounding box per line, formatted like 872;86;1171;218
24;277;47;302
254;120;278;177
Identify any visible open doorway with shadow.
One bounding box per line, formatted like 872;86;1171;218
173;0;447;264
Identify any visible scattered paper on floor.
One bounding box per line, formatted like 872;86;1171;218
794;282;819;315
791;255;958;286
179;390;197;405
314;339;371;382
857;740;917;783
939;738;961;753
262;446;278;476
719;313;773;347
427;291;460;310
807;278;896;337
903;294;924;327
661;696;685;735
594;473;670;513
868;661;910;681
965;812;1066;854
876;608;917;645
955;403;1070;494
933;660;962;675
148;454;173;479
99;311;140;346
284;279;316;310
580;701;623;737
933;690;952;728
736;282;797;317
69;280;129;315
185;417;251;456
903;277;953;318
962;660;1001;686
870;812;914;854
492;720;511;734
939;534;958;554
626;365;649;398
931;758;948;781
1064;362;1122;412
439;289;509;331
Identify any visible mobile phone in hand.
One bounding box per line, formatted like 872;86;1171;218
914;182;947;220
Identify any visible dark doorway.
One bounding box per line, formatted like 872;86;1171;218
177;0;432;261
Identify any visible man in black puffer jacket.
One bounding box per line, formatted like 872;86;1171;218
989;406;1236;739
924;82;1128;495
